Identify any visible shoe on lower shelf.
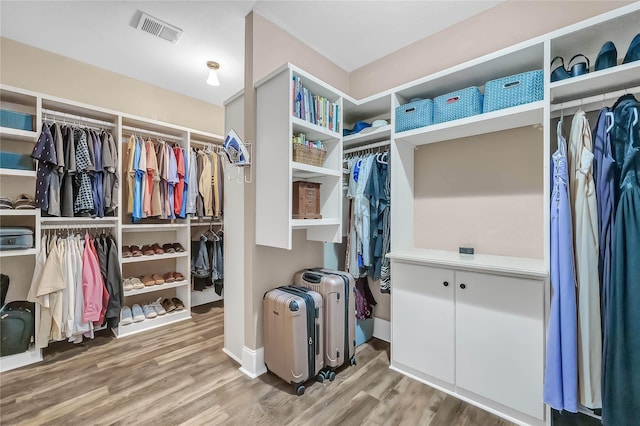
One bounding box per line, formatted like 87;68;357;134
172;297;185;311
162;298;176;313
123;278;133;291
151;298;166;316
120;306;133;326
142;304;157;319
131;277;145;290
132;304;145;322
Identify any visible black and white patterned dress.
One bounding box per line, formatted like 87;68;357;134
73;128;94;215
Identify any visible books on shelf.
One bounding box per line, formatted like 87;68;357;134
292;75;340;133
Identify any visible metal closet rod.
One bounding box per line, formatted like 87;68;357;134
122;125;184;142
551;85;640;113
343;140;390;155
42;108;116;128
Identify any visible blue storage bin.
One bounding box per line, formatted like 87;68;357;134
483;70;544;113
356;318;374;346
0;110;34;131
433;87;483;124
0;152;34;171
395;98;433;132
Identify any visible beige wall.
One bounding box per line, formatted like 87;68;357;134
349;0;632;99
414;127;544;259
0;37;224;134
244;12;346;349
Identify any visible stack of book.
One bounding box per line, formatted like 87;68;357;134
292;75;340;133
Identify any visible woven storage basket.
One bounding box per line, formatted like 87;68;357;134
395;98;434;132
292;143;326;167
483;70;544;113
433;87;483;124
0;110;34;131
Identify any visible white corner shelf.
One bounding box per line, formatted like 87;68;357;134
291;218;341;228
0;248;37;257
124;279;189;296
343;124;392;147
387;249;547;279
549;61;640;103
121;251;189;264
0;209;37;216
291;161;341;178
0;348;43;372
0;168;36;178
112;309;191;338
121;223;188;232
395;101;544;146
292;116;341;141
0;127;38;143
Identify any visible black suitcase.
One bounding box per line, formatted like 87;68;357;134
0;301;35;356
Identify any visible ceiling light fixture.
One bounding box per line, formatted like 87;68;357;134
206;61;221;86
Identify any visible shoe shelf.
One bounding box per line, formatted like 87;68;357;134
549;61;640;103
0;209;38;216
0;248;37;258
394;101;544;147
121;223;189;232
0;347;43;373
112;309;191;338
124;279;189;296
121;251;189;264
0;168;36;178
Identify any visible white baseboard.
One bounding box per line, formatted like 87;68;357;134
222;347;242;365
373;317;391;342
239;345;267;379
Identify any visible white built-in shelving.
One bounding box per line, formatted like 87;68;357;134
124;279;189;296
121;251;189;264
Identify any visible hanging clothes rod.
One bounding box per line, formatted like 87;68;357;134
42;108;116;128
122;125;184;142
551;85;640;113
191;139;223;147
343;140;390;155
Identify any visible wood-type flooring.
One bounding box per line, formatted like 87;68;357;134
0;302;515;425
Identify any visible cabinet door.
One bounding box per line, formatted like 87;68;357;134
455;271;544;420
391;262;455;385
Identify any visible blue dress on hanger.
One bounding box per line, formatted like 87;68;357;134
543;119;578;413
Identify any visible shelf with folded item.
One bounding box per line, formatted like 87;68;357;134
343;124;391;146
0;168;36;178
121;251;189;264
112;308;191;338
549;61;640;103
124;278;189;296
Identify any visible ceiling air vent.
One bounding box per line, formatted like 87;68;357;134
136;12;183;44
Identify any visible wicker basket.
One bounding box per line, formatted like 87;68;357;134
483;70;544;113
433;87;483;124
292;143;326;167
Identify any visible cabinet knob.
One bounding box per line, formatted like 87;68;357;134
459;283;466;289
443;281;449;287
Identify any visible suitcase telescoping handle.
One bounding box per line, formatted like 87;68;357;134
302;271;323;284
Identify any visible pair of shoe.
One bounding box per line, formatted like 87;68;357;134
594;33;640;71
160;243;186;254
120;299;167;325
161;297;185;313
0;194;36;210
123;277;145;291
550;54;590;82
140;274;165;286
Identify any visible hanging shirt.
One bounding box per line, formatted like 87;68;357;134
101;131;118;216
180;147;188;218
47;123;64;217
198;151;213;217
82;233;103;323
154;140;169;219
167;145;178;219
125;135;136;215
544;120;579;413
187;149;198;215
145;139;162;217
73;128;94;215
32;123;57;212
61;126;76;217
90;130;104;217
568;111;602;409
173;146;185;216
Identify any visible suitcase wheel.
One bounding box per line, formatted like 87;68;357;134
296;384;305;396
316;373;324;383
328;371;336;381
350;356;357;366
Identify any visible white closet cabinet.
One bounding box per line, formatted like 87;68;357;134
255;64;343;250
455;271;544;420
391;262;455;386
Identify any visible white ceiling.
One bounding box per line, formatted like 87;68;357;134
0;1;502;106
